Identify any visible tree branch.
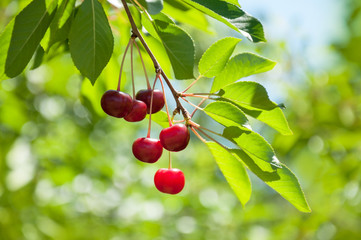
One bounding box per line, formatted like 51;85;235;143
119;0;191;121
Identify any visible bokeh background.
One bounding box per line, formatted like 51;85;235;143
1;0;360;239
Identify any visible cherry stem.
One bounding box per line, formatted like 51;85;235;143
119;0;191;121
190;98;207;117
182;75;202;93
196;127;227;149
190;126;206;143
168;151;172;169
147;76;159;138
158;74;173;127
117;38;132;91
181;93;209;99
181;97;204;112
130;39;135;98
133;40;151;89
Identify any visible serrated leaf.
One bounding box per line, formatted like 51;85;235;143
203;101;248;128
199;37;241;78
138;0;163;15
182;0;265;42
154;19;194;79
69;0;114;84
206;142;251;206
217;81;292;135
212;52;276;92
223;126;281;169
232;148;311;212
4;0;58;78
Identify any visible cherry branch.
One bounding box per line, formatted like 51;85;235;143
120;0;190;121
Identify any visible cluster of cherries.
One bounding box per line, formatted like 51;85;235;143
101;84;189;195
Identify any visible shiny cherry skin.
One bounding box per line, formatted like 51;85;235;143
124;100;147;122
135;89;165;114
154;168;185;194
132;138;163;163
101;90;133;118
159;124;190;152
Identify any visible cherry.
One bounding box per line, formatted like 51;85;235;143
159;124;190;152
124;100;147;122
132;138;163;163
136;89;165;114
154;168;185;194
101;90;133;118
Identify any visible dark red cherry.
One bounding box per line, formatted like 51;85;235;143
135;89;165;114
132;138;163;163
101;90;133;118
124;100;147;122
159;124;190;152
154;168;185;194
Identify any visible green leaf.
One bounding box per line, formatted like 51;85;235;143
240;106;293;136
163;1;210;33
206;142;251;207
138;0;164;15
198;37;241;78
58;0;76;28
219;81;292;135
203;101;248;128
232;148;311;212
69;0;114;84
182;0;265;42
154;19;195;79
0;19;14;81
223;126;281;169
31;46;45;70
4;0;58;78
147;111;170;128
223;0;240;7
212;52;276;92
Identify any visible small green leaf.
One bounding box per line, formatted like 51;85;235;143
218;81;292;135
138;0;164;15
220;81;277;110
4;0;58;78
199;37;241;78
182;0;265;42
69;0;114;84
203;101;248;128
206;142;251;207
212;53;276;92
232;149;311;212
154;19;195;79
147;111;169;128
223;126;282;169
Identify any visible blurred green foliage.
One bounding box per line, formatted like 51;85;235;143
0;0;361;239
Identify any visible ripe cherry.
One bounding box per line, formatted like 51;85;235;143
159;124;190;152
132;138;163;163
135;89;165;114
124;100;147;122
101;90;133;118
154;168;185;194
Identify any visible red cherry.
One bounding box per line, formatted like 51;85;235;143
124;100;147;122
154;168;185;194
135;89;165;114
101;90;133;118
132;138;163;163
159;124;190;152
